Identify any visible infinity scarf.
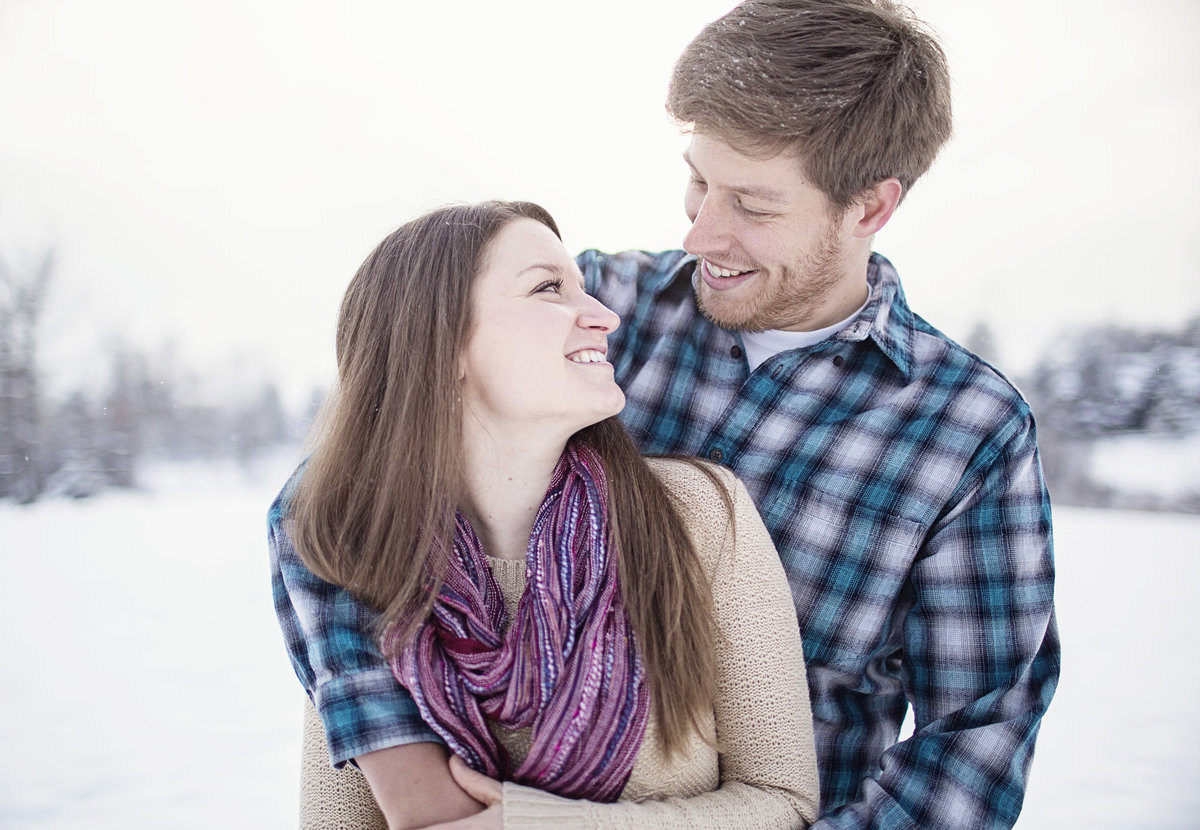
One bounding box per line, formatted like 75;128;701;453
386;441;649;802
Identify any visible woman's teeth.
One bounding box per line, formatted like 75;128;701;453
570;349;607;364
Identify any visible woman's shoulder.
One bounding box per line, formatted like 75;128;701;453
645;455;739;498
644;457;747;551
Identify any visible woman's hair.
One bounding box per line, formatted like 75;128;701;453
290;200;717;756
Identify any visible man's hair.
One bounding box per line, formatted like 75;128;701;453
667;0;952;209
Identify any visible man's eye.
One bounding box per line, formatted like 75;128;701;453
737;202;772;218
689;176;707;189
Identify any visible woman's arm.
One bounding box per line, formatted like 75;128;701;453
490;466;820;829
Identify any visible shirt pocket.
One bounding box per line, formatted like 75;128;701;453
764;481;924;670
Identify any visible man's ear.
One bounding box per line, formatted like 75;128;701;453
853;177;903;238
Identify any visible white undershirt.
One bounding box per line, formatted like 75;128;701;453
740;297;869;373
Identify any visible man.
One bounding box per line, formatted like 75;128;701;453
273;1;1059;827
577;3;1059;826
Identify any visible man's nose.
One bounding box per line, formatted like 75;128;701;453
683;197;726;256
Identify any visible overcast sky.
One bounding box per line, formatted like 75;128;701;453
2;0;1197;408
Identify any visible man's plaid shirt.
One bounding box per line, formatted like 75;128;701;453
268;249;1059;830
581;249;1059;829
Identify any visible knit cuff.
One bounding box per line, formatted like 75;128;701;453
502;782;586;829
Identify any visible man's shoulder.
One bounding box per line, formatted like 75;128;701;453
904;308;1037;434
267;458;307;530
869;256;1027;418
577;248;694;295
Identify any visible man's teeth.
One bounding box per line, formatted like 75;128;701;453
570;350;606;364
706;261;751;278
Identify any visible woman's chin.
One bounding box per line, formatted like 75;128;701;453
591;391;627;425
567;402;626;438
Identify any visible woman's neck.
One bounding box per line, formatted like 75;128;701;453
460;421;569;561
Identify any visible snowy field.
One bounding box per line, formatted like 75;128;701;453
1090;432;1200;500
2;449;1198;829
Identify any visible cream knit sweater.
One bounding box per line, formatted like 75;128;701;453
299;459;819;829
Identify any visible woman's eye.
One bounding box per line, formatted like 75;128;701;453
535;279;564;294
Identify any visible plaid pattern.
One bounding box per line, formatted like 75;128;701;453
579;249;1059;830
267;248;1059;828
269;480;440;766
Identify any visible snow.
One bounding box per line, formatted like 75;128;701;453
1;453;1198;828
1019;506;1200;828
0;451;305;829
1089;432;1200;497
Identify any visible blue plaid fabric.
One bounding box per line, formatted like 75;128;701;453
579;249;1059;830
269;479;440;766
267;248;1059;828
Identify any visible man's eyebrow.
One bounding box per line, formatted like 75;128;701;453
682;151;791;204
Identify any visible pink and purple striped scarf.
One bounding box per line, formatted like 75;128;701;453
386;441;649;802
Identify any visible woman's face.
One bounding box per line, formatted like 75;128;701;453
459;218;624;444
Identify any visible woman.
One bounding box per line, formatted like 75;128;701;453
271;201;818;829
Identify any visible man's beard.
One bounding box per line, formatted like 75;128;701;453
695;221;845;333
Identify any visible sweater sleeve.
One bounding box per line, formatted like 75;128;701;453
501;465;820;829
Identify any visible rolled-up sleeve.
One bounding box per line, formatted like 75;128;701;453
268;478;440;767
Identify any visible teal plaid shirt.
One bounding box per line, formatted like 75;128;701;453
269;249;1059;830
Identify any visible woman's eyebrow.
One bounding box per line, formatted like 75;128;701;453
516;262;563;277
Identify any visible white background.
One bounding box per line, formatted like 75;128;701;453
2;1;1198;826
1;0;1197;406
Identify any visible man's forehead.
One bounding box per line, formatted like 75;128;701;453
682;139;802;202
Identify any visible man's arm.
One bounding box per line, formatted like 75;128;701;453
358;743;484;829
269;480;482;825
815;413;1060;830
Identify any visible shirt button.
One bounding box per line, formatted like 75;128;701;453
833;355;845;367
708;448;724;463
730;345;743;359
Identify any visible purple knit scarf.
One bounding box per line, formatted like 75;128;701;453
386;441;649;802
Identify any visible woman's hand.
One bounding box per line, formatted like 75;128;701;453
421;755;503;830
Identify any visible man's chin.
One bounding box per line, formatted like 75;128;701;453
695;286;767;332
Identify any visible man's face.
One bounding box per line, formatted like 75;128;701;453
682;133;866;333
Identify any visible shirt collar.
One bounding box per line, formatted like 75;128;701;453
658;252;699;295
833;253;914;378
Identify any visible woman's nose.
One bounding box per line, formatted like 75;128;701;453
578;294;620;334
